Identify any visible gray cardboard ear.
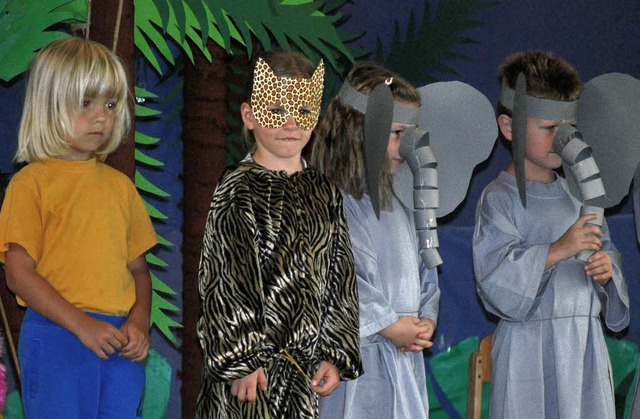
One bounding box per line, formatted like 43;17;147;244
416;81;498;217
391;80;496;268
511;74;529;208
364;84;394;218
566;73;640;208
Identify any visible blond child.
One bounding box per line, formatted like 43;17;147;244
0;37;157;417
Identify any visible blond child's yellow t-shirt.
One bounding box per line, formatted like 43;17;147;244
0;158;158;316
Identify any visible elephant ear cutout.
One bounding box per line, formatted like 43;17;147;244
563;73;640;208
511;74;529;208
364;83;394;219
394;81;497;218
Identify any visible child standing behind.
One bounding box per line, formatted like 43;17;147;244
473;50;629;418
0;37;157;417
310;62;440;419
196;49;363;418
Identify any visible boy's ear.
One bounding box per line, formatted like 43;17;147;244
240;102;255;130
497;114;513;142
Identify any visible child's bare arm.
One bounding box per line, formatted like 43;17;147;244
230;368;268;402
546;213;603;270
586;250;613;286
4;242;128;359
120;255;152;362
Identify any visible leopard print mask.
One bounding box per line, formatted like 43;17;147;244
250;57;324;131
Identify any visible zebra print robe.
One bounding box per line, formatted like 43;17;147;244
197;161;363;418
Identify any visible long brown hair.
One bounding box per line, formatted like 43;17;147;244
310;62;420;209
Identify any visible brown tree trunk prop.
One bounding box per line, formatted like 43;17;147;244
90;0;136;180
181;40;230;418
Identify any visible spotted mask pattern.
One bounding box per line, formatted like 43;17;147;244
250;58;324;130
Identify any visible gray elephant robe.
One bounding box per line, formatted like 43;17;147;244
473;172;629;419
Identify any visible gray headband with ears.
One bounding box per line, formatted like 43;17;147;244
340;78;498;268
503;72;640;261
338;79;444;268
338;81;419;125
500;85;578;121
567;73;640;209
337;80;420;219
500;72;603;210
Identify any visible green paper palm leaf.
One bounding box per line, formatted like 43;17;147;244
380;0;498;85
135;149;165;167
136;131;162;145
0;0;86;81
134;0;355;74
135;86;182;345
219;0;353;69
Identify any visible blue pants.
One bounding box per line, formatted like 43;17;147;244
19;309;145;418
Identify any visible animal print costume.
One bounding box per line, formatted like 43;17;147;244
196;160;363;418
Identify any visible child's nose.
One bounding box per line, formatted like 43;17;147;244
283;115;298;129
94;104;107;121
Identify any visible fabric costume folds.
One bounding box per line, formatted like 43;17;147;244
196;159;363;419
473;172;629;418
319;194;439;419
630;169;640;418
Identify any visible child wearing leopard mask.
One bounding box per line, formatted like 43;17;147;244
196;49;363;418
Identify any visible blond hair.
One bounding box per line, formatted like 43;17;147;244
16;37;131;162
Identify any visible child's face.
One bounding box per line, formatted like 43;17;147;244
523;116;565;178
385;122;412;174
64;97;116;161
241;102;313;169
250;58;323;131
